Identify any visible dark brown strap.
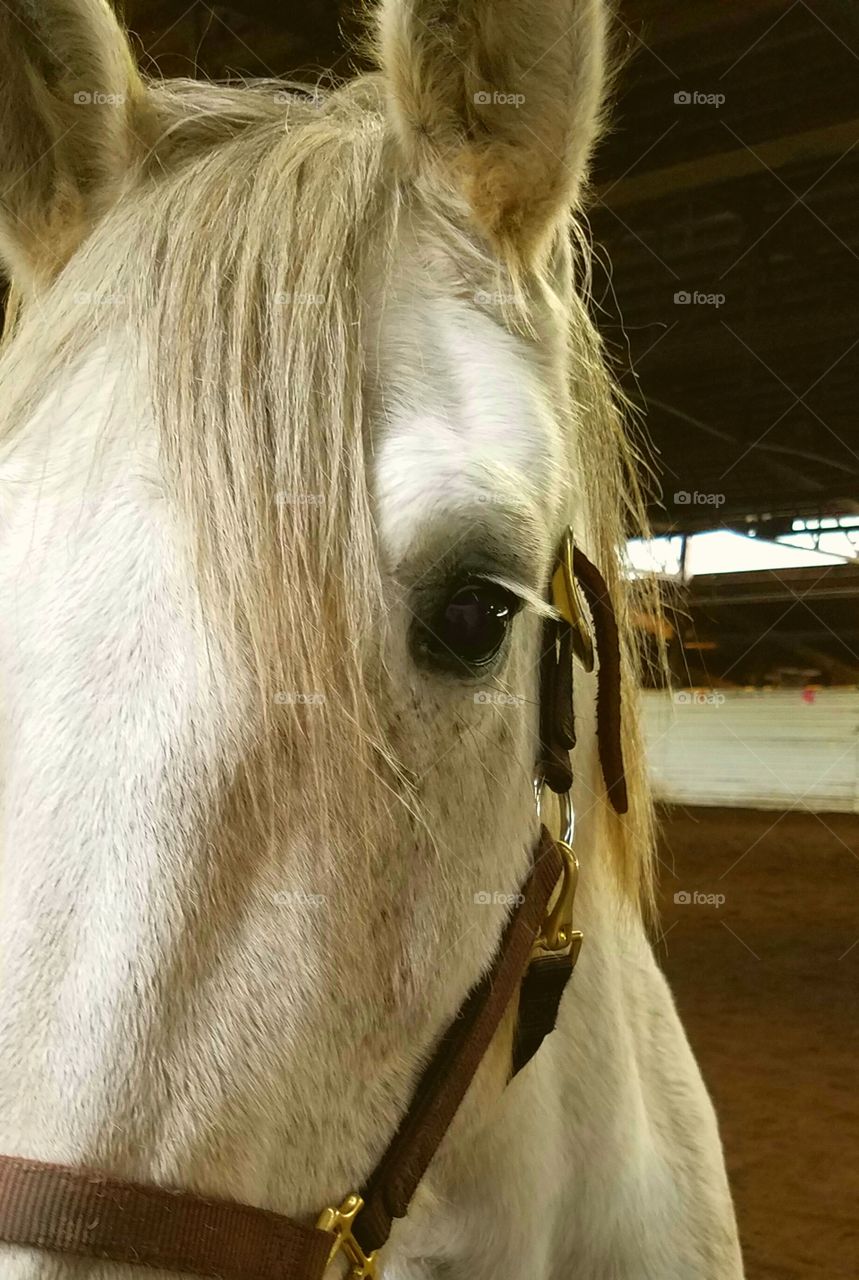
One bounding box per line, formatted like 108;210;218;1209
511;952;575;1075
352;830;564;1256
538;616;576;794
572;548;629;815
536;547;627;814
0;1156;333;1280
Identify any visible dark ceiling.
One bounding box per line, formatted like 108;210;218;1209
120;0;859;536
0;0;849;543
591;0;859;534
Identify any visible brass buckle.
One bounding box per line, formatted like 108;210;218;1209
551;526;594;672
534;839;584;966
534;784;584;967
316;1195;379;1279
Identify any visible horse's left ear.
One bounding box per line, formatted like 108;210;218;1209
376;0;609;265
0;0;153;294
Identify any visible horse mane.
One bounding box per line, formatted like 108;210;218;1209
0;72;657;914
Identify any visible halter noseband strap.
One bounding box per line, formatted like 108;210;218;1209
0;535;626;1280
0;1156;334;1280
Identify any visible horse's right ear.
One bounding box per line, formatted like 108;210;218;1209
376;0;609;268
0;0;153;294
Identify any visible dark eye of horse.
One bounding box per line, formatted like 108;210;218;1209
414;582;521;673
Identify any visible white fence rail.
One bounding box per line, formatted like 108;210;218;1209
640;688;859;813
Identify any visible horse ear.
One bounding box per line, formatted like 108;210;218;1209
376;0;610;265
0;0;152;293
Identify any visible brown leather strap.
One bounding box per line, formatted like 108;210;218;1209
352;829;564;1256
0;1156;333;1279
511;951;575;1076
538;616;576;794
537;548;627;814
572;548;629;815
573;547;627;808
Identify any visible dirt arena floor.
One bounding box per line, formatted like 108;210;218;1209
656;807;859;1280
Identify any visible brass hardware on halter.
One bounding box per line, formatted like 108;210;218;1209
533;784;584;968
316;1195;379;1279
534;839;584;966
551;526;595;673
531;525;592;969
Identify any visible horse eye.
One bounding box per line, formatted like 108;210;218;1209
414;581;521;673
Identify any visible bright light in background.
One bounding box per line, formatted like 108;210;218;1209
626;535;684;576
784;531;859;559
627;529;850;578
793;516;859;530
686;530;845;574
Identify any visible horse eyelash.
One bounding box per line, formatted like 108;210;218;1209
482;575;560;621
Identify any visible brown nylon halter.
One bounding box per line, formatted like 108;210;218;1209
0;537;626;1279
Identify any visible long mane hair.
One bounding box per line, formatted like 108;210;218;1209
0;72;657;912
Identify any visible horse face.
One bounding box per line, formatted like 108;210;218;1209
0;0;621;1246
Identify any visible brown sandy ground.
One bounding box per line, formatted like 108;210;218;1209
656;806;859;1280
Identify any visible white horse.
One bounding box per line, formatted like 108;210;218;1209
0;1;744;1276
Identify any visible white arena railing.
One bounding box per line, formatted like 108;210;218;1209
640;687;859;813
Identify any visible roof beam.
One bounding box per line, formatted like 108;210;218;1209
619;0;852;43
598;118;859;209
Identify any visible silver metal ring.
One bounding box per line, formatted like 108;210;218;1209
533;778;575;847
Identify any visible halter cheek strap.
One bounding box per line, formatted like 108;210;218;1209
0;536;627;1280
538;530;628;815
572;546;629;815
